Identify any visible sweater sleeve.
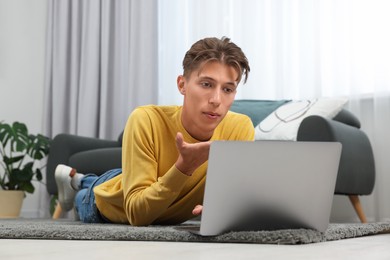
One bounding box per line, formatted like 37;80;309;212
121;108;189;226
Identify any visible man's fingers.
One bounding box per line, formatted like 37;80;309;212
175;132;211;176
175;132;184;149
192;205;203;216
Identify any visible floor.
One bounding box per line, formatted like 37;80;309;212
1;233;390;260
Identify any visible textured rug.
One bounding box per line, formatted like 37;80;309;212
1;219;390;245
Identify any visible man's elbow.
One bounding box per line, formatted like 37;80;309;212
125;202;154;226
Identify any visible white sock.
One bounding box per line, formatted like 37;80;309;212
70;173;84;190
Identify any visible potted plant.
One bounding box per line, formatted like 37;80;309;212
0;121;50;218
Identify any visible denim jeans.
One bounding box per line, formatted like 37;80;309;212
74;168;122;223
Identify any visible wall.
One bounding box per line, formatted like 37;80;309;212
0;0;48;217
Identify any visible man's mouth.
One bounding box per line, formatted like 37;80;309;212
204;112;221;119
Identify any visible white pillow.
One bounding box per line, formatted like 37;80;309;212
255;98;348;141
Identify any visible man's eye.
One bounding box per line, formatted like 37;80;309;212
223;87;234;93
201;82;211;88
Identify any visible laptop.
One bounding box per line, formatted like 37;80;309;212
179;140;342;236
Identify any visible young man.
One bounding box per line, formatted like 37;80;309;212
55;36;254;226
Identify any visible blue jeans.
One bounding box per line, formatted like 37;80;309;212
74;168;122;223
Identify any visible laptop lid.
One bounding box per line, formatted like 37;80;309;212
198;140;342;236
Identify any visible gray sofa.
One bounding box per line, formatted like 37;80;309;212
47;100;375;222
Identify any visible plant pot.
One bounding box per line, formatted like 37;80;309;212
0;190;24;218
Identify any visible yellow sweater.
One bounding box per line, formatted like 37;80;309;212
94;105;254;226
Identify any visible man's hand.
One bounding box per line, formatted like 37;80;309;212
192;205;203;215
175;132;211;176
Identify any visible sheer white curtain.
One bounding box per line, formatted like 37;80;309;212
44;0;158;140
158;0;390;222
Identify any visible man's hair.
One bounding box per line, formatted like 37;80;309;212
182;37;250;84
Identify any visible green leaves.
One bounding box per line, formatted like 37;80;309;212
0;122;29;152
28;134;50;160
0;121;50;194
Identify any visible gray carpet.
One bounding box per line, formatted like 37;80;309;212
1;219;390;245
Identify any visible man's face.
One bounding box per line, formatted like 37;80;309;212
177;61;239;141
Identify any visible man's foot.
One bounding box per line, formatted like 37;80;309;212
55;164;77;212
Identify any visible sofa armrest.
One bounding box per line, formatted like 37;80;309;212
333;109;361;128
46;134;121;195
297;115;375;195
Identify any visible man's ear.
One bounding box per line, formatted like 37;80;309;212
177;75;186;95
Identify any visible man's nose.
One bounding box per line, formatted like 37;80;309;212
209;88;222;105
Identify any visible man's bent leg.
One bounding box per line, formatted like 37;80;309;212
74;169;122;223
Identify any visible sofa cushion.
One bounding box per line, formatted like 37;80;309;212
255;97;348;141
230;100;290;126
69;148;122;175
